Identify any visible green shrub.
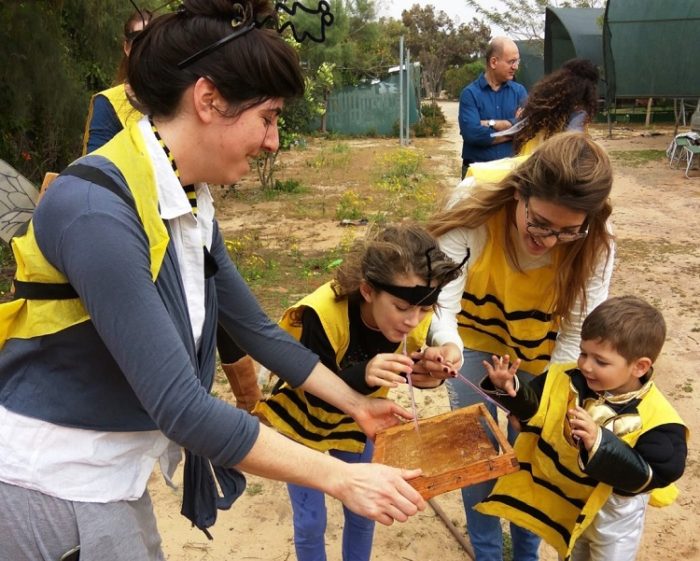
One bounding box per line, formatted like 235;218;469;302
412;102;447;137
420;102;446;124
335;190;367;220
273;178;305;193
443;61;485;100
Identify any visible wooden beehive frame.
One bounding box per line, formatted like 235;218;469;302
372;403;519;500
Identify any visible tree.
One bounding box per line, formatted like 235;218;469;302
0;0;163;183
464;0;606;41
443;61;486;99
297;0;405;87
401;4;490;99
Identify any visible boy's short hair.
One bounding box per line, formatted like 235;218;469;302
581;296;666;363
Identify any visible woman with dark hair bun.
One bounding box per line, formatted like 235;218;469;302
84;5;266;420
514;58;600;155
0;2;426;559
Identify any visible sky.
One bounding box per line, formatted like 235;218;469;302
376;0;504;30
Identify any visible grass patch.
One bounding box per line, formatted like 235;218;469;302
269;178;307;195
373;147;436;221
246;482;264;496
225;229;357;319
224;232;279;284
306;143;352;170
617;238;700;263
608;149;666;166
219;138;444;316
335;190;369;220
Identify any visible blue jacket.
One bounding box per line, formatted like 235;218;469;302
459;73;528;163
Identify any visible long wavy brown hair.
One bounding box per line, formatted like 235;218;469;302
513;59;599;153
427;132;613;323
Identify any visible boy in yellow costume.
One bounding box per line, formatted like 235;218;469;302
478;296;688;561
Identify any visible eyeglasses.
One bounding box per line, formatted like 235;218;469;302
524;200;588;242
502;58;520;68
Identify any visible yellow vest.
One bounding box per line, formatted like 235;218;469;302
254;282;432;453
0;122;169;349
466;154;529;183
81;84;143;155
459;208;558;374
476;362;688;559
518;133;543;156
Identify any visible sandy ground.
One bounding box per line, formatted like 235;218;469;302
150;102;700;561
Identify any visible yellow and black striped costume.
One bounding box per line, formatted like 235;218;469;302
254;282;431;453
476;362;688;560
458;208;558;375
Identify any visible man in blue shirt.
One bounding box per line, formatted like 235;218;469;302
459;37;528;178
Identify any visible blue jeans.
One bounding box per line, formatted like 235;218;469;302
287;441;375;561
446;349;541;561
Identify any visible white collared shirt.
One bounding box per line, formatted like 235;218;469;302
138;117;215;348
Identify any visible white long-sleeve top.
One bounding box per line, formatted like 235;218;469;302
429;180;615;367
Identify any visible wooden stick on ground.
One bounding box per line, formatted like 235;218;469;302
428;498;475;560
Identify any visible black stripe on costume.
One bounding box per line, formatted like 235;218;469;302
462;292;553;322
183;184;198;212
535;438;598;487
520;425;598;488
458;312;558;348
481;493;571;546
518;462;586;509
457;323;553;364
459;308;558;348
273;386;356;428
264;399;365;444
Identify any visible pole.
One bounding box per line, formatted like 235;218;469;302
399;36;405;146
405;48;411;145
428;498;475;560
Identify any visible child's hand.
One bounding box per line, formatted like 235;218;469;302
567;405;599;451
365;353;415;388
482;354;520;397
412;343;460;380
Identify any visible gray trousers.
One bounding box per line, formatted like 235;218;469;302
0;480;165;561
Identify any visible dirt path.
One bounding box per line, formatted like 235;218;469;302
151;102;700;561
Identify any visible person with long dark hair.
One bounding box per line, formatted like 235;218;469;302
513;58;600;155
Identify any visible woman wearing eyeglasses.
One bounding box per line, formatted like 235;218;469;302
427;132;615;561
0;1;425;559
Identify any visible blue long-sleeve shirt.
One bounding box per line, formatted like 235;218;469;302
459;73;528;163
0;155;319;468
85;94;123;154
